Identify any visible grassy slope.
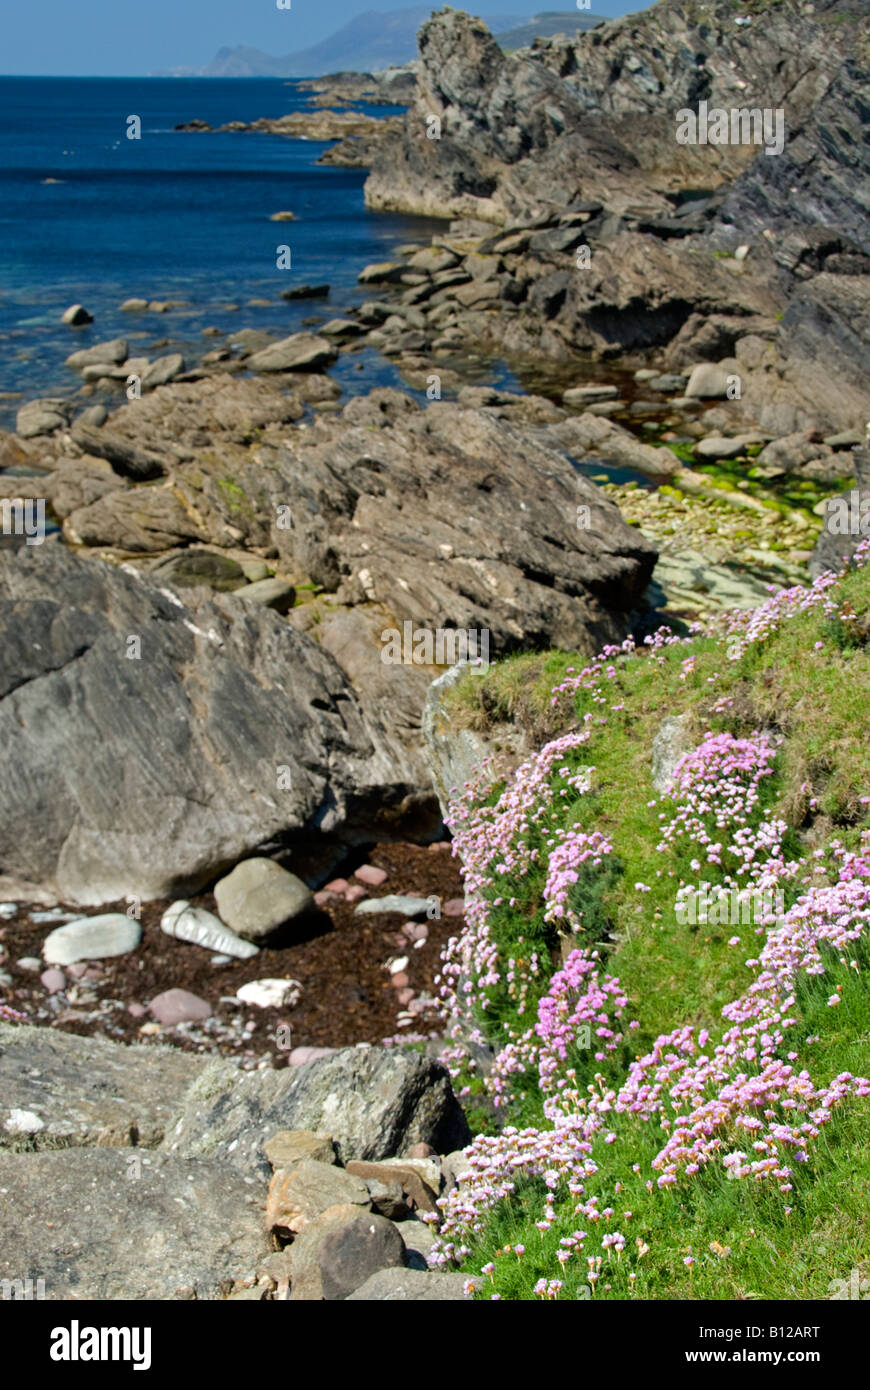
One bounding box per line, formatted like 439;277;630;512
443;564;870;1299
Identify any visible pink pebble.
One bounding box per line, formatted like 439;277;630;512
354;864;387;887
40;968;66;993
396;988;414;1006
128;1002;147;1018
403;922;428;942
324;878;349;894
288;1046;336;1067
427;841;451;853
313;890;336;907
344;885;366;904
443;898;466;917
66;963;89;979
149;988;212;1026
391;972;409;989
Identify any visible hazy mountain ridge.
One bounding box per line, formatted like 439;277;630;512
158;7;607;78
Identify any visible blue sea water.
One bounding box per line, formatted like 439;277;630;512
0;76;462;428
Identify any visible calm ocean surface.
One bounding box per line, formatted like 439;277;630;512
0;76;486;428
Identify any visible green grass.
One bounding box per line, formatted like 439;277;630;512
443;563;870;1298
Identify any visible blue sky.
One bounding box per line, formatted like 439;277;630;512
3;1;651;76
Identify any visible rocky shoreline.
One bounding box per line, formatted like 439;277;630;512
1;0;869;1301
2;0;867;960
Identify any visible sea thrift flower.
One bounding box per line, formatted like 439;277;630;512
429;550;870;1298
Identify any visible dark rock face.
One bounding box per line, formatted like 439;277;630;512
160;1045;471;1176
0;542;429;904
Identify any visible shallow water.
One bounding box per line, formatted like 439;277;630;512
0;76;452;426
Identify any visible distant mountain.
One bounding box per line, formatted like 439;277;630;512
195;7;516;78
185;7;607;79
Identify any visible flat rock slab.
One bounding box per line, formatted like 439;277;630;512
161;1045;470;1178
0;1024;205;1149
0;1148;268;1300
264;1129;335;1170
345;1269;475;1300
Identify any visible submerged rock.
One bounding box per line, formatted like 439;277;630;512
61;304;93;325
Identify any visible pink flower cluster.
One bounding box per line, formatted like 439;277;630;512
485;948;631;1107
657;731;779;872
718;536;870;661
432;544;870;1294
543;828;613;927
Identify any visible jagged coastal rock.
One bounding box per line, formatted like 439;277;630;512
0;380;654;903
363;1;869;431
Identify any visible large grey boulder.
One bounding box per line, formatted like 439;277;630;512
15;398;75;439
0;1025;205;1149
213;858;315;944
0;542;429;905
0;1148;268;1300
65;338;128;370
246;332;338;373
161;1045;470;1178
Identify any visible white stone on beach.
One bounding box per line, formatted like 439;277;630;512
161;900;259;959
236;978;302;1009
42;914;142;966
